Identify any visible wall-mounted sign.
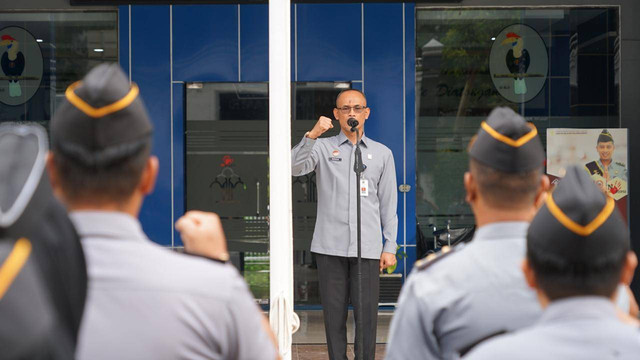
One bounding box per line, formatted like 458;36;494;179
547;128;629;221
489;24;548;103
0;26;43;106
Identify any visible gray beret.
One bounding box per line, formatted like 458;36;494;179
50;63;152;167
469;107;544;173
527;166;629;262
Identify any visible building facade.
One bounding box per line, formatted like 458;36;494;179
2;0;639;303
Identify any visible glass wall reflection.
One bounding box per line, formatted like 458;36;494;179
415;8;620;245
185;82;347;305
0;11;118;127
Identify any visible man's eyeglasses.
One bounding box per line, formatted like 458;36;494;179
336;105;367;114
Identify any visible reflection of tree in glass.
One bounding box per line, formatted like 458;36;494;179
438;10;517;118
416;10;521;229
417;10;520;118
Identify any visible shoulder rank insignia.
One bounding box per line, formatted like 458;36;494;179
414;245;460;271
615;162;625;167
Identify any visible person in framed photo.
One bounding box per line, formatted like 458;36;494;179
584;129;627;184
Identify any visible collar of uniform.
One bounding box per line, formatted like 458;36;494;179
70;210;147;243
596;159;609;170
539;296;617;323
473;221;529;241
336;130;368;148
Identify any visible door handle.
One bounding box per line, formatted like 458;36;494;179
256;180;260;215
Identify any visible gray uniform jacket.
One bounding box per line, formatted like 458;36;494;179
385;222;542;360
464;297;640;360
292;131;398;259
72;211;276;360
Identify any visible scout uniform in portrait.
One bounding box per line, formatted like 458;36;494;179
385;107;548;359
464;166;640;360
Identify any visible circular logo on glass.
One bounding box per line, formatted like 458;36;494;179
0;26;43;106
489;24;548;103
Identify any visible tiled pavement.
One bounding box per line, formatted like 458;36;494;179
292;344;386;360
289;310;391;359
292;310;392;344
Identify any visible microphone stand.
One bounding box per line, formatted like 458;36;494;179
351;123;365;360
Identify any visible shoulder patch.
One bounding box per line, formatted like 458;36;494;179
585;161;602;176
414;245;461;271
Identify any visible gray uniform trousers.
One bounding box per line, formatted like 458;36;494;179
316;253;380;360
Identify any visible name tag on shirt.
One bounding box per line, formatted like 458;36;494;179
328;157;342;162
360;179;369;197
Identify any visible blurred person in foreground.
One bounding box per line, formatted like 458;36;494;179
47;63;277;360
0;123;86;359
464;166;640;359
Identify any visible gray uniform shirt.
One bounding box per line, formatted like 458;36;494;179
292;131;398;259
464;297;640;360
72;211;276;360
385;222;542;360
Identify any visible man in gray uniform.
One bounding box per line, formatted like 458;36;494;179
47;63;277;360
386;107;549;359
464;166;640;360
292;89;398;359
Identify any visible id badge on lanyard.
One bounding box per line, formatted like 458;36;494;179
360;179;369;197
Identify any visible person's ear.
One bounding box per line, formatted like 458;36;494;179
464;171;476;204
139;156;159;195
521;258;538;290
620;251;638;286
333;107;340;120
534;174;550;209
364;106;370;120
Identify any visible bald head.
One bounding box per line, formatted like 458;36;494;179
335;89;367;107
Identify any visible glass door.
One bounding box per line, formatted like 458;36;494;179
185;82;349;306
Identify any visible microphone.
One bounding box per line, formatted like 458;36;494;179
347;118;359;129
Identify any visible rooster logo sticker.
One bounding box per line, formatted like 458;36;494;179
0;26;43;106
489;24;548;103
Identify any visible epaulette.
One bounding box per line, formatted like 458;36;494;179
414;244;462;271
615;162;625;167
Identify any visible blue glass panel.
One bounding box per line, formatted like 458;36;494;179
132;5;172;245
240;4;268;81
550;78;570;117
296;3;361;81
550;35;570;77
173;5;238;82
405;3;416;248
119;6;129;77
575;54;608;105
363;3;404;253
522;80;549;117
